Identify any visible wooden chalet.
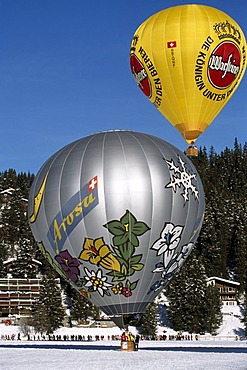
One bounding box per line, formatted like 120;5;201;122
207;276;240;306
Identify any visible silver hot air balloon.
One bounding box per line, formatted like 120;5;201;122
28;131;204;328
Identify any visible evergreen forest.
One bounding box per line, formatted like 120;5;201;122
0;139;246;335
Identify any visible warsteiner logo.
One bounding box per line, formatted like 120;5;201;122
208;41;240;89
130;54;151;98
130;45;163;107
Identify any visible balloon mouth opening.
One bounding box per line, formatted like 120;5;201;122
108;314;143;329
183;130;203;144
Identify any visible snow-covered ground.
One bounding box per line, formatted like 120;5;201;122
0;338;247;370
0;305;246;370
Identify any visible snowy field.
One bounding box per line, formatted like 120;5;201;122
0;336;247;370
0;305;246;370
1;326;247;370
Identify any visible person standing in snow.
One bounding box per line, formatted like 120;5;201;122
127;332;134;342
121;332;127;341
134;334;140;351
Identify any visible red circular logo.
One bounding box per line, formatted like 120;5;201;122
207;41;241;90
130;54;151;98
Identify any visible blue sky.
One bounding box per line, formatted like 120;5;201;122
0;0;246;174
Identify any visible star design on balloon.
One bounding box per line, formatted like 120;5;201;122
164;156;199;202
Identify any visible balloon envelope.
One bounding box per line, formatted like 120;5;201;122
130;5;246;143
28;131;204;327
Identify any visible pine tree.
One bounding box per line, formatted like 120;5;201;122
0;188;22;257
242;293;247;336
63;283;99;324
195;199;223;277
31;262;65;335
11;237;38;278
138;302;158;338
204;284;222;334
165;265;188;332
0;242;8;277
72;291;99;322
166;253;211;334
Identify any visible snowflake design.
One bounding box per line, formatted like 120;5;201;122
165;156;199;202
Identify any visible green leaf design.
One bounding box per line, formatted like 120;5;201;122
113;246;122;258
108;271;126;281
125;279;131;288
128;268;135;276
104;220;125;236
130;280;138;290
119;243;135;260
112;275;126;282
121;264;128;276
132;221;150;236
130;263;144;271
113;234;128;246
83;211;150;287
128;233;139;247
120;210;133;226
115;256;128;267
129;254;142;264
105;210;150;249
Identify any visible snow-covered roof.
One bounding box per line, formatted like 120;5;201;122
3;257;17;265
0;188;15;195
207;276;240;286
3;258;42;266
32;258;42;265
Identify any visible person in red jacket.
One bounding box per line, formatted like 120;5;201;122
121;332;127;341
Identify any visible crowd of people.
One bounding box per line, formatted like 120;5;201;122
1;333;21;341
1;333;122;341
1;332;202;342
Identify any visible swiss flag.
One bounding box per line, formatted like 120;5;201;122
167;41;177;48
88;176;98;192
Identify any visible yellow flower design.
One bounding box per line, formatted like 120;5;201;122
112;283;123;295
79;237;121;272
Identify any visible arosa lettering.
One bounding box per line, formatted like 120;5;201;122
47;177;99;253
208;41;241;89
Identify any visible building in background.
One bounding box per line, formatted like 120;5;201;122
0;277;42;323
207;277;240;307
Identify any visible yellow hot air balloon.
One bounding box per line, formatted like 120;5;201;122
130;4;246;153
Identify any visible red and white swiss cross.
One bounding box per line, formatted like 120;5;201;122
88;176;98;192
167;41;177;48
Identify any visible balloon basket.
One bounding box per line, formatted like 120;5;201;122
186;145;198;157
120;341;136;351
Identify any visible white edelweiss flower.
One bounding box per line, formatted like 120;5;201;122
151;223;183;256
84;267;113;296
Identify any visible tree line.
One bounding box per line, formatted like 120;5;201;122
0;139;246;335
